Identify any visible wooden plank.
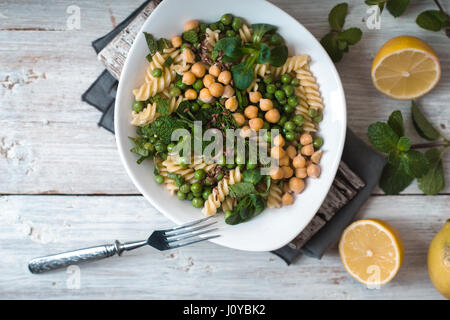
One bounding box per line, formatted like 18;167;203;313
0;0;448;195
0;195;447;299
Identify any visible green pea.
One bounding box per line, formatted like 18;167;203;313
217;155;227;166
284;121;295;131
190;182;203;194
160;152;168;161
187;192;194;201
283;105;294;114
247;162;257;170
168;87;181;98
202;189;212;200
192;198;204;208
226;30;236;37
204;178;212;186
232;17;243;31
224;210;233;220
191;102;200;112
194;169;206;181
176;79;187;90
152;68;162;78
221;13;233;25
281;74;292;84
293;114;305;126
313;113;323;123
288;96;299;107
270;33;283;46
149;137;157;144
226;163;236;169
180;183;191;194
266;84;276;94
308;108;318;118
217;22;225;31
235;154;245;165
291;78;300;86
178;156;189;167
278;115;287;126
177;191;186;200
217;173;224;181
209;22;218;31
274;90;285;101
283;85;294;97
313;136;324;149
144;142;154;151
193;192;203;198
132;101;144;113
263;75;273;84
285;131;296;141
264;131;272;142
200;23;207;33
193;79;204;91
155;175;164;184
155;142;166;153
202;103;212;109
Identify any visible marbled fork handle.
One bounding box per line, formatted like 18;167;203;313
28;240;147;274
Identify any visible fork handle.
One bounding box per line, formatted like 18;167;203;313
28;240;147;274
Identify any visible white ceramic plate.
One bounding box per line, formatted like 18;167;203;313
115;0;346;251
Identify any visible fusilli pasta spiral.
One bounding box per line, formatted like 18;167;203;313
131;102;157;126
267;183;282;209
295;66;324;110
270;54;310;78
238;24;253;43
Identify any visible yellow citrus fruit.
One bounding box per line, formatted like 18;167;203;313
371;36;441;100
339;219;404;286
428;219;450;299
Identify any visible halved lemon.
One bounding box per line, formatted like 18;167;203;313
371;36;441;100
339;219;404;286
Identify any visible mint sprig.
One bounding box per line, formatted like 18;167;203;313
320;3;362;63
368;105;449;195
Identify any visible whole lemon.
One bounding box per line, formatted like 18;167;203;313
428;219;450;299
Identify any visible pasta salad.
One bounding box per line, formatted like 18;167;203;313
129;14;324;225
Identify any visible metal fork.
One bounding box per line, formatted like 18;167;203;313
28;217;219;274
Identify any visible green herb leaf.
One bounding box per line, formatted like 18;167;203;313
387;110;405;137
251;23;277;43
231;62;255;90
417;148;445;195
258;176;272;197
320;32;343;63
157;38;172;52
379;158;414;194
328;3;348;31
267;45;288;67
214;37;243;61
163;56;174;67
397;136;411;152
337;39;348;51
229;182;257;198
143;32;158;55
337;27;362;45
386;0;410;18
416;10;448;32
400;149;430;178
257;43;271;64
146;54;153;62
368;122;399;153
411;101;440;141
149;116;191;144
156;98;170;115
243;169;263;185
182;30;198;44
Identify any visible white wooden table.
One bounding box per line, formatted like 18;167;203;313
0;0;448;300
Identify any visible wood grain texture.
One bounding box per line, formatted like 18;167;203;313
0;195;447;300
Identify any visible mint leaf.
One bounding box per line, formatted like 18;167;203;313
337;28;362;45
368;122;399;153
156;98;170;115
229;182;257;198
397;136;411;152
257;43;271;64
386;0;410;17
144;32;158;55
411;101;440;141
337;39;348;51
251;24;277;43
387;110;404;136
416;10;448;32
400;150;430;178
157;38;171;52
418;148;445;195
328;3;348;31
231;62;255;90
380;158;413;194
163;56;174;67
182;30;198;44
267;45;288;67
320;32;343;62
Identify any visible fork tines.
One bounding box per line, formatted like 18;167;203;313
162;217;220;249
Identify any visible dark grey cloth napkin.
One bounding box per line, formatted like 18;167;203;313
81;2;386;264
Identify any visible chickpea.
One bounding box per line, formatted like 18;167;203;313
218;71;232;85
259;99;273;111
273;134;285;147
281;193;294;206
300;133;313;146
295;167;307;179
182;71;196;85
203;74;215;88
222;85;235;99
209;65;221;77
233;113;245;127
249;118;264;131
209;82;224;97
244;105;259;119
301;144;314;156
271;146;285;159
265;108;280;123
184;20;199;31
270;166;284;180
191;62;206;78
225;97;238;112
182;48;195;63
282;166;293;179
171;36;182;48
199;88;214;103
185;89;198;100
240;126;252;138
292;155;306;168
289;177;305;194
307;164;321;178
286;145;297;159
279;155;290;166
311;150;323;164
249;91;262;103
